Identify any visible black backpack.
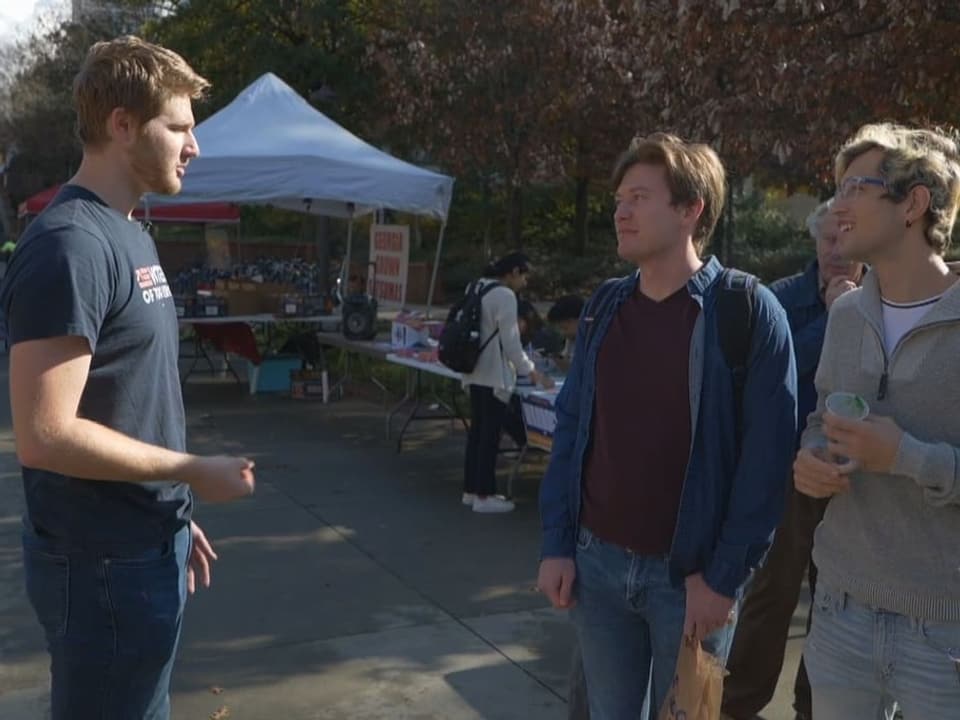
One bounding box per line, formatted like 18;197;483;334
715;269;758;450
438;280;501;373
585;268;758;445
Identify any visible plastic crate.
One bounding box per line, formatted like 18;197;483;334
248;355;301;394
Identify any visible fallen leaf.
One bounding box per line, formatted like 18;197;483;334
210;706;230;720
209;686;224;695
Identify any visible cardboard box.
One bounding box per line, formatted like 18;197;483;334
253;283;295;314
520;390;559;452
291;369;329;401
391;313;444;348
219;289;260;316
195;295;227;317
291;378;326;400
391;321;425;348
174;295;196;318
280;294;328;317
214;281;302;316
259;282;295;296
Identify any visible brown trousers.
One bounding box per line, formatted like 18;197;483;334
720;488;828;719
568;641;589;720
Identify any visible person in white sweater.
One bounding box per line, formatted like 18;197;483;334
461;252;554;513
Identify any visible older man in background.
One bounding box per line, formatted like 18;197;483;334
721;200;864;720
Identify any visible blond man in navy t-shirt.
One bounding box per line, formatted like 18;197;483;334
1;37;255;719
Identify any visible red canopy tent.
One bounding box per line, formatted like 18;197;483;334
17;185;240;224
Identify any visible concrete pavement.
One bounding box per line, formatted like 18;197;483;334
0;359;808;719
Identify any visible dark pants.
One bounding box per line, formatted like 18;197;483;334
23;524;191;719
721;488;828;719
464;385;525;496
568;640;590;720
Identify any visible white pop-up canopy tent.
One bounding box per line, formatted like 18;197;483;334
148;72;455;310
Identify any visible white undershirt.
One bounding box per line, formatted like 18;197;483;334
880;294;943;356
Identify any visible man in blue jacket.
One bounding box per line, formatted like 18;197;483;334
721;201;863;720
537;133;797;720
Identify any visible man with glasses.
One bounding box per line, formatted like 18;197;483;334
794;123;960;718
722;202;864;720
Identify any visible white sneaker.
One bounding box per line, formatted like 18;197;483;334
462;492;477;506
472;495;515;513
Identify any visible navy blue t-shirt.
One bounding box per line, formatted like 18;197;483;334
0;185;191;545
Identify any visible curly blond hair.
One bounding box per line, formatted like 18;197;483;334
835;123;960;254
74;35;210;147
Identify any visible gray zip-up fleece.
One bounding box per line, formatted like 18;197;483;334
802;270;960;622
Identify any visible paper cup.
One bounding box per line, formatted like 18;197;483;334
826;391;870;420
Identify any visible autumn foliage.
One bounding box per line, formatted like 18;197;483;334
4;1;960;253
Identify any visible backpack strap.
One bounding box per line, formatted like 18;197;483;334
716;268;758;452
476;280;502;353
478;281;501;298
478;326;499;354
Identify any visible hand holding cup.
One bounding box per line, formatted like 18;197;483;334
821;392;904;474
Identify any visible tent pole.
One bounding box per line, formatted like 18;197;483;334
425;217;448;319
340;204;355;309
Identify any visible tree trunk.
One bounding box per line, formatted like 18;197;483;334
721;179;738;265
412;214;423;251
507;184;523;249
0;185;16;243
574;175;590;256
482;180;493;260
713;196;727;264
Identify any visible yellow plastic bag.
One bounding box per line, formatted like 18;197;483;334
657;638;727;720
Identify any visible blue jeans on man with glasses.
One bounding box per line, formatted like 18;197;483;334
23;523;191;719
805;583;960;720
570;526;739;719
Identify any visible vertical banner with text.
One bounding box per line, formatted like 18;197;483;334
369;224;409;307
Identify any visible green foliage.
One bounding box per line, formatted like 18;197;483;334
525;245;629;299
721;190;813;283
0;21;121;198
141;0;379;134
436;179;623;298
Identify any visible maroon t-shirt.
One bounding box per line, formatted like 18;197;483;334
580;286;700;555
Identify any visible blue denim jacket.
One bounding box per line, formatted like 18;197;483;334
539;257;798;598
768;260;825;443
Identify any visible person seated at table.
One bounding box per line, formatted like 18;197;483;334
517;298;544;348
521;295;584;374
541;295;584;370
461;252;553;514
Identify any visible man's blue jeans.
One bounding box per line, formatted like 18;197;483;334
805;582;960;720
570;526;738;720
23;523;191;719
